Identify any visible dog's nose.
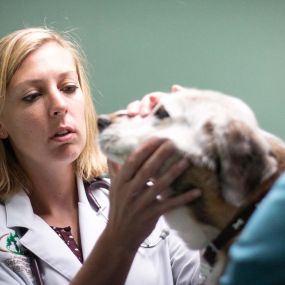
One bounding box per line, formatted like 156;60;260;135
97;115;112;132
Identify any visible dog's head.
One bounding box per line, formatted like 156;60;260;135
98;88;278;249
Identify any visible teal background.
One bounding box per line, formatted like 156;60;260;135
1;0;285;139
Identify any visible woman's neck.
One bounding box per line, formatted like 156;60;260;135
26;163;78;225
18;159;82;245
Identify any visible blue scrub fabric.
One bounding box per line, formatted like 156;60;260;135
220;172;285;285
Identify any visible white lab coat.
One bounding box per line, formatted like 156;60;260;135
0;176;201;285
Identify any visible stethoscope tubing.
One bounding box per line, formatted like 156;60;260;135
29;178;168;285
29;252;44;285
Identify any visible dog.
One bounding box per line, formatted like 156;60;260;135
97;87;285;284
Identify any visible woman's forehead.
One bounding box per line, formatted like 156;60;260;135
9;42;77;88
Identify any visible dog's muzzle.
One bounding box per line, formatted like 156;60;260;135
97;115;112;132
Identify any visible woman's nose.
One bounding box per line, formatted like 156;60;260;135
49;90;68;117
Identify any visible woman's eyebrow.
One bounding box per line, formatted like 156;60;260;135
9;79;42;92
11;71;79;89
58;71;78;79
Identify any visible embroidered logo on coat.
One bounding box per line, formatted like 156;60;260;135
0;232;27;255
0;232;34;281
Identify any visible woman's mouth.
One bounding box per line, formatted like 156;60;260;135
55;130;70;137
51;127;76;143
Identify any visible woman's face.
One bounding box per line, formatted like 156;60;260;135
0;41;87;169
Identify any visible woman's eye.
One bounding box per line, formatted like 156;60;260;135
61;84;78;94
22;93;41;103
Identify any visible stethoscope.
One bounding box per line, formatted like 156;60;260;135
28;178;169;285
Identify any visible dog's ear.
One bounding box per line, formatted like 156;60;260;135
212;120;277;206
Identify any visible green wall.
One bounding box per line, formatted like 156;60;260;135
1;0;285;139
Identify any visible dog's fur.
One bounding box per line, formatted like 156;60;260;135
97;88;285;284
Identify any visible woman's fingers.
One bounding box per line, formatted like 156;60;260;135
156;188;202;215
119;137;172;182
171;84;186;93
130;140;178;187
127;85;189;118
126;100;141;116
110;137;201;214
139;92;165;116
137;157;189;204
126;92;166;117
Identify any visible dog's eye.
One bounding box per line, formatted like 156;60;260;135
154;106;170;119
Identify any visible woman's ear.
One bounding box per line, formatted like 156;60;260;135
0;123;8;139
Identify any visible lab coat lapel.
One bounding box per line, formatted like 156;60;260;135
5;190;81;281
77;177;109;260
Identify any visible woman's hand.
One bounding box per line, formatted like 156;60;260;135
105;137;201;253
126;91;164;117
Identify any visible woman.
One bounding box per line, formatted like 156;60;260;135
0;27;201;285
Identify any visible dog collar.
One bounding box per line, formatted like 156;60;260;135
203;192;267;267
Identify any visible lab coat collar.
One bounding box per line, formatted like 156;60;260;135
77;177;109;260
4;175;109;280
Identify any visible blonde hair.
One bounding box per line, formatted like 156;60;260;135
0;27;107;201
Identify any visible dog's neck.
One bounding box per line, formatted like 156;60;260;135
202;160;285;282
202;187;267;267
